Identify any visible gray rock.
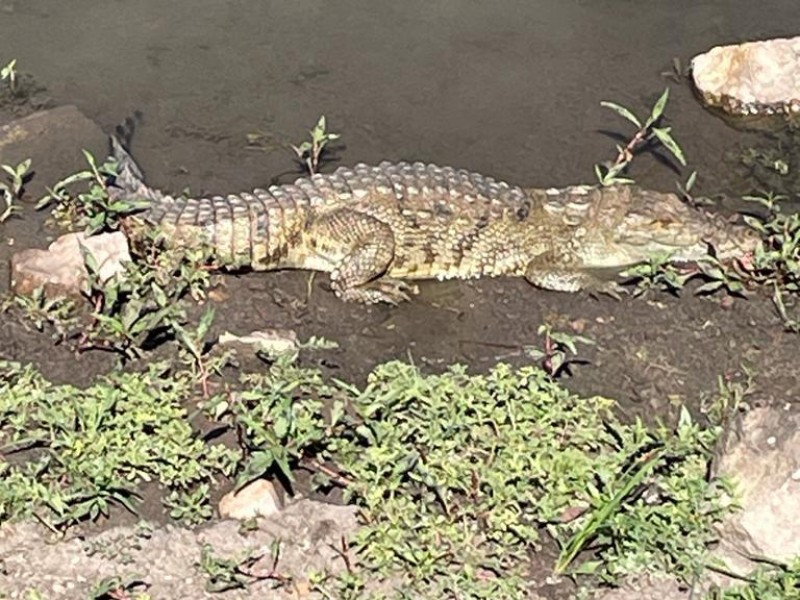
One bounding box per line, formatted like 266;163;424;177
218;328;300;358
0;499;359;599
710;405;800;582
0;105;109;199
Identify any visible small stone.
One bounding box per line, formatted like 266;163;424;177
10;231;131;298
218;328;299;357
218;479;283;520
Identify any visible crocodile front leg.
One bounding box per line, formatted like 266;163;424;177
308;209;417;304
524;253;624;297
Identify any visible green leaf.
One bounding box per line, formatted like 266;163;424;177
652;127;686;166
80;246;101;277
600;101;642;128
645;87;670;128
197;306;216;340
684;170;697;193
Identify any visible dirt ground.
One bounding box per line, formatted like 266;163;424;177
1;1;799;598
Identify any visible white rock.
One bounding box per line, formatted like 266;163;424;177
691;36;800;116
218;479;283;520
10;231;130;298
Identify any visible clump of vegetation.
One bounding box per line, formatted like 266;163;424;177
209;358;733;597
0;360;239;529
619;187;800;323
523;323;595;377
739;192;800;331
88;575;150;600
707;557;800;600
76;229;213;360
37;149;150;234
0;58;49;110
290;115;340;175
619;247;749;299
198;540;291;593
595;87;686;186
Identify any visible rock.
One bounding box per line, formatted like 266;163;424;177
218;328;299;358
709;405;800;581
218;479;284;521
10;231;130;298
691;36;800;117
0;500;359;599
0;105;109;199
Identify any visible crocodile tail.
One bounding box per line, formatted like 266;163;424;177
108;117;163;204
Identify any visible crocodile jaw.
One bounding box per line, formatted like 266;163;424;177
579;212;760;269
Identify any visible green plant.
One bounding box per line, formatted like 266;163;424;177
1;287;77;339
0;158;31;222
739;192;800;331
212;359;734;597
555;443;667;574
78;250;186;359
37;150;149;234
83;521;154;565
741;146;791;177
174;306;229;398
163;483;213;524
595;87;686;186
619;253;696;296
0;361;239;529
701;367;754;428
1;59;17;93
77;230;212;359
209;355;339;489
524;323;595;377
290;115;340;175
675;170;715;208
705;556;800;600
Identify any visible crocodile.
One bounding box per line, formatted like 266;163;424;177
111;136;760;304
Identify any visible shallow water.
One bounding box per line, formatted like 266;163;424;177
1;0;797;200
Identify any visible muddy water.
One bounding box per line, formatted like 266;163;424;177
0;0;797;196
1;0;800;410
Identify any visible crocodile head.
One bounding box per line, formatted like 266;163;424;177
576;186;760;268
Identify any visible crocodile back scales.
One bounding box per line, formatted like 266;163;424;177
142;161;540;273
